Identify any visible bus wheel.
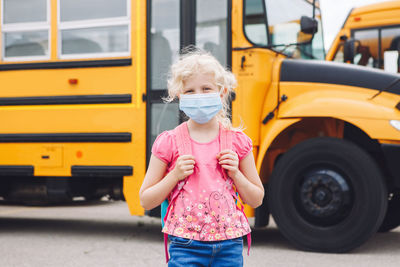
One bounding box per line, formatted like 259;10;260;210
378;193;400;232
269;137;387;252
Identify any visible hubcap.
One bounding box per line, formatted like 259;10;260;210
296;168;353;226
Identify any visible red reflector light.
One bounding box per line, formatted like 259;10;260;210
354;17;361;22
69;78;78;85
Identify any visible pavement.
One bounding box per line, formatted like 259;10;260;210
0;200;399;267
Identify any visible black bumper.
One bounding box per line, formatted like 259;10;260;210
382;144;400;188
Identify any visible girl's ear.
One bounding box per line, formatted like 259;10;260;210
220;87;228;98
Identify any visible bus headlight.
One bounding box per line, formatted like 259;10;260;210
390;120;400;131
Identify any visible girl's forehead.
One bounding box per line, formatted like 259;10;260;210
184;73;215;84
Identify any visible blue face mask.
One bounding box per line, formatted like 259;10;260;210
179;93;222;124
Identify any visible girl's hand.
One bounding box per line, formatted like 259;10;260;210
172;155;195;182
217;149;240;178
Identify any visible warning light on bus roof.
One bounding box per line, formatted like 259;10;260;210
69;78;78;85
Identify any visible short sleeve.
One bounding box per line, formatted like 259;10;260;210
151;131;175;164
232;131;253;160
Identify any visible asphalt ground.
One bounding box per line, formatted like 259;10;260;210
0;200;399;267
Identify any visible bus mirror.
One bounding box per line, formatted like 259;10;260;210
300;16;318;35
343;39;358;63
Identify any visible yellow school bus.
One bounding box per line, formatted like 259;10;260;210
1;0;400;254
326;0;400;73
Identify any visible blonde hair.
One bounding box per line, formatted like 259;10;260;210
165;48;238;130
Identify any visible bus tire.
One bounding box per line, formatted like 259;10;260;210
269;137;387;252
254;184;270;228
378;193;400;232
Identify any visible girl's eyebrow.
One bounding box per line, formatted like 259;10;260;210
201;82;215;87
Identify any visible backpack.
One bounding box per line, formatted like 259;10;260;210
161;121;251;263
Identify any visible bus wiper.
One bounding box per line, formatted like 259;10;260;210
276;42;317;59
370;77;400;99
233;44;294;58
295;46;316;59
232;45;272;51
233;41;317;59
274;44;294;58
272;42;317;59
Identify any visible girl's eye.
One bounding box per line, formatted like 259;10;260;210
184;89;194;94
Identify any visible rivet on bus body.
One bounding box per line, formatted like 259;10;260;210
76;151;83;158
69;78;78;85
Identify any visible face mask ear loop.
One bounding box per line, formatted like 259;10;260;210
216;83;224;96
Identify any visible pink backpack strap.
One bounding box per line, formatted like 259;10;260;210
163;122;192;263
219;125;232;181
219;124;232;152
169;122;191;201
174;122;192;155
220;125;252;255
234;193;252;256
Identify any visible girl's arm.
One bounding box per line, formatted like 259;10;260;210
218;150;264;208
139;154;195;210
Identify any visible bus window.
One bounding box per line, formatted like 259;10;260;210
2;0;49;61
244;0;268;46
244;0;325;60
151;103;180;145
150;0;180;90
59;0;127;21
382;27;400;73
59;0;130;59
381;27;400;52
353;29;379;68
333;43;344;63
149;0;181;148
196;0;228;66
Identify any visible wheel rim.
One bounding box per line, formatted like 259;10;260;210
295;168;353;227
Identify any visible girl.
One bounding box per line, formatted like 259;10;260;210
139;50;264;267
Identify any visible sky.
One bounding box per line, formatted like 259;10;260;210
320;0;392;50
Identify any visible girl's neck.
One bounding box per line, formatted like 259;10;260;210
187;118;219;143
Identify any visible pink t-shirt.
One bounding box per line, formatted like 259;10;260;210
152;127;252;241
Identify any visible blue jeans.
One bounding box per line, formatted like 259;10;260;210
168;236;243;267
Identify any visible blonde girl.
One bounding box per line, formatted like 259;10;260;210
140;49;264;267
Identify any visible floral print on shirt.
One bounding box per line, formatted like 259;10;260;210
162;181;251;241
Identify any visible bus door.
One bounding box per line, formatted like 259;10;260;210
146;0;230;214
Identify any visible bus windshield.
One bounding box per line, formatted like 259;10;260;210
332;26;400;73
244;0;325;60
